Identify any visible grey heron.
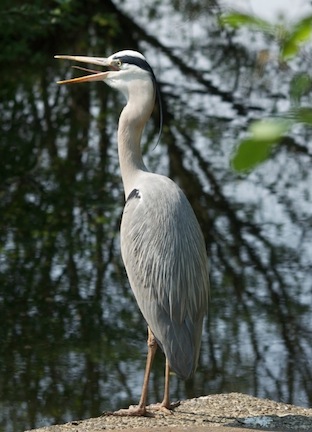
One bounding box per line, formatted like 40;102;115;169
55;50;210;416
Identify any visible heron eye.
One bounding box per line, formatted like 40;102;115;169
115;59;122;68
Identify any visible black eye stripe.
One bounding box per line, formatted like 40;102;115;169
112;55;153;74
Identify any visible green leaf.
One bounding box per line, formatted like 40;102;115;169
281;15;312;58
231;119;291;172
220;12;270;31
249;119;290;141
289;73;312;103
295;107;312;125
231;138;274;172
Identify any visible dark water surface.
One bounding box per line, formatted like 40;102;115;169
1;1;312;431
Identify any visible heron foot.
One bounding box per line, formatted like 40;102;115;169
146;400;180;414
103;405;152;417
103;401;180;417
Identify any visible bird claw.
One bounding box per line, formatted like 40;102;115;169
102;400;180;417
146;400;180;414
103;405;152;417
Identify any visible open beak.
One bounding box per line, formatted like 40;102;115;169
54;55;112;85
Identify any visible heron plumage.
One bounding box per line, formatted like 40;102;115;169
121;172;209;379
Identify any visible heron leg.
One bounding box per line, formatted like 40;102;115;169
161;358;170;408
146;357;180;414
105;326;157;417
137;326;158;410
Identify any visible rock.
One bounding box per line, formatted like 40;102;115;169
25;393;312;432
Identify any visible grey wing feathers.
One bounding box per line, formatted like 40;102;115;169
120;174;209;380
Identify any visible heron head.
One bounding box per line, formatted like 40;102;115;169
55;50;154;92
55;49;162;139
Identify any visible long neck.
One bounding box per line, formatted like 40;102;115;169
117;80;155;198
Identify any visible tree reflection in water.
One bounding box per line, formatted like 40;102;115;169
0;0;312;431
